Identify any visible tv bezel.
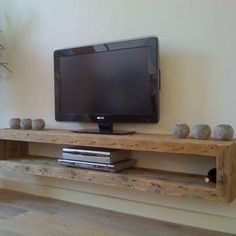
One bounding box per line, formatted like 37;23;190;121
54;37;160;125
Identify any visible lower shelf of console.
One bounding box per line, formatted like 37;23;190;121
0;155;221;201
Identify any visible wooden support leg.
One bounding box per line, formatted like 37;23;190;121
0;140;7;159
0;140;29;159
6;141;19;157
216;144;236;203
17;142;29;156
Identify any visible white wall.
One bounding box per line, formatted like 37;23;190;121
0;0;236;233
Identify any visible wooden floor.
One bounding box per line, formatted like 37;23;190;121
0;189;231;236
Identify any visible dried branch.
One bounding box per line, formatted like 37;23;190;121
0;23;11;75
0;62;12;72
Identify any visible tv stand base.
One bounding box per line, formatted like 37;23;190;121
72;122;135;135
71;129;135;135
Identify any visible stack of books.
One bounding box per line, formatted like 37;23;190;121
58;147;135;172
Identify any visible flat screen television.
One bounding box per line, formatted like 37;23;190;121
54;37;160;135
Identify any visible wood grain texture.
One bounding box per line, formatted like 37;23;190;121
0;128;233;156
0;128;235;202
17;142;29;156
229;143;236;202
6;141;18;157
216;144;236;202
0;156;221;201
4;141;29;158
0;140;6;159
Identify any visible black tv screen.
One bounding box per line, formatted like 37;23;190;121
54;37;160;134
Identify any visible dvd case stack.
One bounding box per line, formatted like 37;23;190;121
58;147;135;172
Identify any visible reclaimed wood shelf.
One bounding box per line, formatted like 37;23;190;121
0;128;235;203
0;156;218;200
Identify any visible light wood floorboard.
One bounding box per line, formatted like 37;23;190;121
0;189;232;236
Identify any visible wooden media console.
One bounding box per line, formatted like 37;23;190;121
0;129;235;203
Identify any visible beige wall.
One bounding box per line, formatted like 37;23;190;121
0;0;236;233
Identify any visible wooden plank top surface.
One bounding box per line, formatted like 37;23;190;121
0;128;234;156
